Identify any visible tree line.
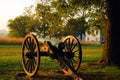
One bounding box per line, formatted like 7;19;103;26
7;0;106;39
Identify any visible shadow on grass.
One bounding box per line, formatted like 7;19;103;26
16;71;74;80
16;71;106;80
16;70;119;80
79;72;106;80
0;71;5;75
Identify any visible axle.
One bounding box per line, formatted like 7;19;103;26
41;41;74;59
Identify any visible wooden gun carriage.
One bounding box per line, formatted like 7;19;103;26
21;34;82;79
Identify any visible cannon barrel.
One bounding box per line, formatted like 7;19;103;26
37;37;61;47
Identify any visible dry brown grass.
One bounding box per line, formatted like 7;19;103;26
0;37;100;45
0;37;24;44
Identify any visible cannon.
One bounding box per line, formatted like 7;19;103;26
21;34;82;79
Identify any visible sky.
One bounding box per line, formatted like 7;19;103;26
0;0;35;31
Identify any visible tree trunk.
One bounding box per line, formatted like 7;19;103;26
108;0;120;66
99;0;120;66
99;20;111;64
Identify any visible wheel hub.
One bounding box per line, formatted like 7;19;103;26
25;51;34;59
65;51;74;59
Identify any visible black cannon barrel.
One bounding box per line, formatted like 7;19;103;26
37;37;61;46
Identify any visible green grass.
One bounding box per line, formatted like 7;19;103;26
80;44;120;80
82;44;103;63
0;44;120;80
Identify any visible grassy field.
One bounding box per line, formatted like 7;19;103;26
0;44;120;80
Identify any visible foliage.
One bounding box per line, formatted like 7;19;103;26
35;3;63;38
7;0;106;38
64;17;87;36
87;1;107;34
7;16;30;37
51;0;106;36
45;12;63;37
35;3;51;38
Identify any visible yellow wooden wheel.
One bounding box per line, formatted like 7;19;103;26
62;35;82;75
22;34;40;77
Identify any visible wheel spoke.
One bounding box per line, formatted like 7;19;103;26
25;59;30;68
31;39;34;47
31;39;36;51
73;49;79;53
32;44;36;52
25;40;30;50
72;43;77;51
33;57;37;65
30;38;34;50
30;37;34;50
70;39;74;49
28;60;31;73
27;37;31;46
30;59;33;73
70;60;74;68
74;55;79;58
23;52;28;59
29;59;33;73
31;58;35;70
68;38;71;49
65;40;69;50
71;58;77;63
33;51;37;57
27;60;31;72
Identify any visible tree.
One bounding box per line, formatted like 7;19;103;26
25;18;40;34
64;17;87;40
35;1;65;38
51;0;74;19
23;5;34;17
35;3;50;38
51;0;106;37
7;16;30;37
103;0;120;66
88;0;120;67
45;12;63;38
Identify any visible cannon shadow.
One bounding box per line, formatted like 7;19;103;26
16;71;108;80
16;71;74;80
